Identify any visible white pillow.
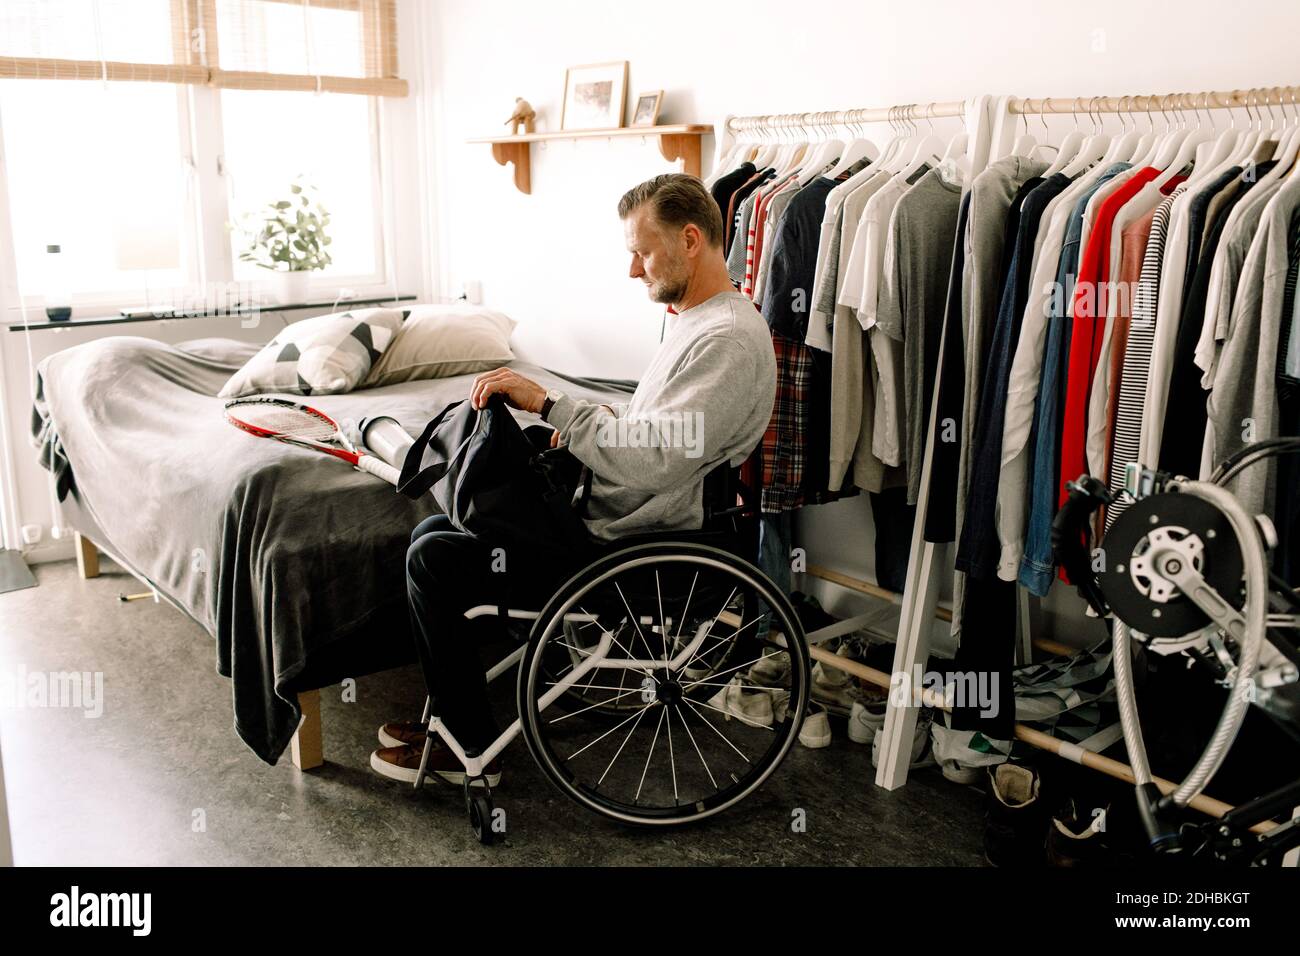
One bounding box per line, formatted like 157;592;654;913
218;307;403;399
362;304;516;387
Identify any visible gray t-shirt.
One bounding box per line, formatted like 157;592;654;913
876;167;964;504
1209;174;1300;518
547;291;778;540
954;155;1048;535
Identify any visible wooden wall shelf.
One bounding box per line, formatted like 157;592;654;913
467;124;713;194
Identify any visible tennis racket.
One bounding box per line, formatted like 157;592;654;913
224;396;401;486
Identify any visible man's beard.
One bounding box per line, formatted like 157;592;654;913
647;273;688;304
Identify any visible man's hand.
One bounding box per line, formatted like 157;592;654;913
470;367;546;413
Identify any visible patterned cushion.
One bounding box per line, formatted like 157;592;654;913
218;307;404;399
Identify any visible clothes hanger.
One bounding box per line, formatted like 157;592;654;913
1062;97;1114;177
873;106;907;173
1129;94;1171;168
779;118;812;176
939;129;971;183
1283;88;1300;178
893;104;944;184
748;123;778;171
881;104;921;173
795;112;846;185
1229;88;1268;165
1258;88;1300;182
763;120;796;177
1187;91;1244;186
1143;93;1195;171
825;111;879;178
1151;93;1214;189
1103;96;1143;166
831;116;885;189
1041;101;1085;177
1010;106;1041;159
1121;95;1156;166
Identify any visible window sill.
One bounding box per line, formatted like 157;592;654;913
6;293;419;333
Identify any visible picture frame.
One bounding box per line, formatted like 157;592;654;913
560;60;629;131
630;90;663;127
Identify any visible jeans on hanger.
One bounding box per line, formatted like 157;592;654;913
756;510;794;641
869;487;914;594
950;574;1018;741
1019;165;1130;596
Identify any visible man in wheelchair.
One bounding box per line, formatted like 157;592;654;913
371;173;778;787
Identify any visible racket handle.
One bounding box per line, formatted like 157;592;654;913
356;453;401;487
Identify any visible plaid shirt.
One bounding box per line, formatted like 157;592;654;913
760;330;812;513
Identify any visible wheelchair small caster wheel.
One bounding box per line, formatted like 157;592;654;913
467;792;495;845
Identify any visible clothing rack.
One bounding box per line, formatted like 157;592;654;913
712;85;1295;837
873;83;1299;817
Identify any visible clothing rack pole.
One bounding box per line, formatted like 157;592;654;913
869;95;1003;790
1006;85;1300;114
726;99;968;133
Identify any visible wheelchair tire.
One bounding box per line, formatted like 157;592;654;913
516;542;810;827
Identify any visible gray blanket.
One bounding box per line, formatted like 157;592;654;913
32;335;635;763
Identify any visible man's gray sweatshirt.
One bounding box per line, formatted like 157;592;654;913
546;290;777;540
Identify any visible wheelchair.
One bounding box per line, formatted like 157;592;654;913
409;461;811;844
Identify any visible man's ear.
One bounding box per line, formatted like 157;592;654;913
681;222;703;258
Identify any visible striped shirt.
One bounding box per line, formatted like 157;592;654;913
1105;184;1188;532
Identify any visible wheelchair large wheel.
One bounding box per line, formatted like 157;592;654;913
517;542;810;826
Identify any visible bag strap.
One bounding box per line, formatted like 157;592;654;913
396;401;475;499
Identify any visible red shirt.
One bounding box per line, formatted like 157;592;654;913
1057;167;1159;519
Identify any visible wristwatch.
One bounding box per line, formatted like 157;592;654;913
540;388;563;422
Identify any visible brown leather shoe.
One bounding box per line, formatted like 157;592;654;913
369;743;502;787
378;719;428;748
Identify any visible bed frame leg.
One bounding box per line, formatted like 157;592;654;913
291;689;323;771
75;533;100;579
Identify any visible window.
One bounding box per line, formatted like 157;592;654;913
0;0;405;310
0;80;191;298
222;90;381;283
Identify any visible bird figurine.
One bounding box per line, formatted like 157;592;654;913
505;97;536;135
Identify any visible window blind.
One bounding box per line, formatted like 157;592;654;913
0;0;406;96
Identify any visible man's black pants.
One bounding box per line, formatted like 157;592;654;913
405;514;599;752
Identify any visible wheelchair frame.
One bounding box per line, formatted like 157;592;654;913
411;603;715;788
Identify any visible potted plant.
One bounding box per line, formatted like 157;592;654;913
236;179;332;305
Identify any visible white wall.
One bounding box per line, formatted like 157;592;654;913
425;0;1300;646
428;0;1300;376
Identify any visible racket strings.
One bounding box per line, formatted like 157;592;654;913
229;405;336;441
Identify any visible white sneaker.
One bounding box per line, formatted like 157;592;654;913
708;676;775;728
798;703;832;749
940;760;984;786
771;689;792;724
811;646;863;712
847;700;887;745
871;711;934;769
748;650;790;687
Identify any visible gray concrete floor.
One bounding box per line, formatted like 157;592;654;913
0;559;989;865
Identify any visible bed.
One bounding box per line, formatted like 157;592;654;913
32;333;636;766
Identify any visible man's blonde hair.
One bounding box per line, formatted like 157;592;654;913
618;173;724;248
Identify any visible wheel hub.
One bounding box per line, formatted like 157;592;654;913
654;678;684;706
